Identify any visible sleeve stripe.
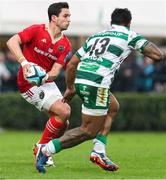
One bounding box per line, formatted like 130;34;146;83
140;41;149;52
76;52;82;58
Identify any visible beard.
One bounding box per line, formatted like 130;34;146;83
61;27;68;31
61;25;69;31
58;22;69;31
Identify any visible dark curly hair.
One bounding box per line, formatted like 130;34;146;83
48;2;69;22
111;8;132;27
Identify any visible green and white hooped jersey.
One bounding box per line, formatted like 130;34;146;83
75;24;149;88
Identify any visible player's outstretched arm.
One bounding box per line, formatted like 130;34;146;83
142;42;165;61
47;63;63;81
65;54;80;89
6;34;31;78
63;54;80;102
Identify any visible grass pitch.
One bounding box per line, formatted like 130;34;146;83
0;131;166;179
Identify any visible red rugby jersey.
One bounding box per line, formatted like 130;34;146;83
17;24;72;93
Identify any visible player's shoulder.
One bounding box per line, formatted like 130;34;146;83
27;24;45;30
62;34;71;47
86;31;104;41
63;34;70;42
128;29;143;40
128;29;137;36
90;30;104;37
90;28;113;38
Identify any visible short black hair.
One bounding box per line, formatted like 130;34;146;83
48;2;69;22
111;8;132;26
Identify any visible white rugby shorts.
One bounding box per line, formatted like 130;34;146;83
21;82;63;111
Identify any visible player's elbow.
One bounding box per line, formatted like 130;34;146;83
6;38;12;49
6;34;20;49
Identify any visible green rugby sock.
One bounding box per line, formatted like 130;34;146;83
96;134;107;145
52;139;62;153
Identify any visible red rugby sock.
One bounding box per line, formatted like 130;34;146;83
38;116;67;144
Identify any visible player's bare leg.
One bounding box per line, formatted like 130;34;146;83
90;93;120;170
36;114;106;173
58;114;106;148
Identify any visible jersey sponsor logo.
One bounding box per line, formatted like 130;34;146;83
80;86;90;96
34;47;57;61
48;48;53;53
96;88;108;107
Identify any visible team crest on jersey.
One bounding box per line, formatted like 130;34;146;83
58;45;64;51
41;38;47;43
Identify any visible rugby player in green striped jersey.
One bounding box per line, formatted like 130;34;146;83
36;8;165;173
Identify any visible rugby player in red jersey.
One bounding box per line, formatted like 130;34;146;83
7;1;120;171
7;2;72;167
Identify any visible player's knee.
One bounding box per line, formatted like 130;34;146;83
54;104;71;121
61;105;71;119
50;100;71;120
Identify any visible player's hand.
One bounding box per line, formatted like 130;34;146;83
63;87;76;103
21;59;34;80
22;63;32;80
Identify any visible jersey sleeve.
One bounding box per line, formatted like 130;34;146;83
128;31;149;52
63;50;73;70
76;38;89;58
18;25;38;44
57;41;72;69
